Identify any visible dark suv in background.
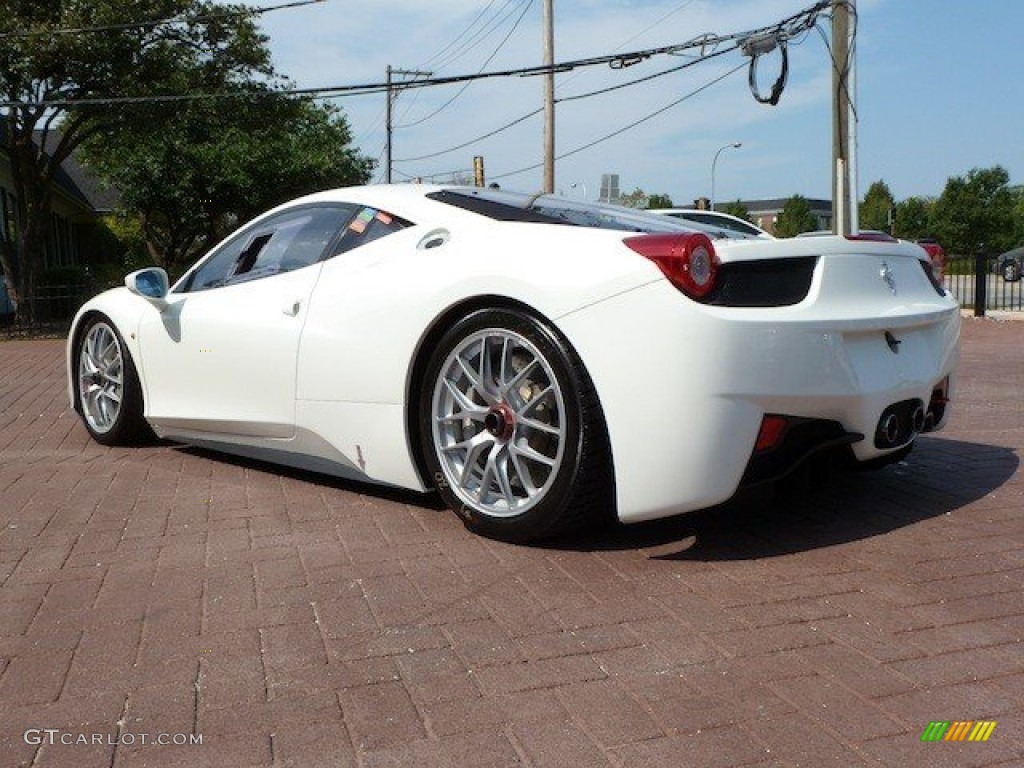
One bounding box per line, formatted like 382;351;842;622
997;246;1023;282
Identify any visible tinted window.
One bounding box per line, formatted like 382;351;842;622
428;188;701;234
184;205;355;292
333;206;412;255
669;212;761;237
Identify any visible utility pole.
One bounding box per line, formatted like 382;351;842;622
542;0;555;193
831;0;851;234
385;66;432;184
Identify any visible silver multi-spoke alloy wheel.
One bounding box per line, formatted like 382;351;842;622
78;321;125;434
432;328;567;519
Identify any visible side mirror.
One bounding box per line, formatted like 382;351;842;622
125;268;170;306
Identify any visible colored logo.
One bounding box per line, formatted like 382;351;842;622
921;721;997;742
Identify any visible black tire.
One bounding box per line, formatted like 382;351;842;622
1003;260;1021;282
419;308;612;543
74;315;151;445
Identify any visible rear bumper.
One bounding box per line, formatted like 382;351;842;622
557;279;961;524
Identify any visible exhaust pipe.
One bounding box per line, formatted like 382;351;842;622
880;413;900;445
874;398;927;448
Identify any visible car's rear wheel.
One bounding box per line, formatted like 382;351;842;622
1003;260;1021;282
76;316;149;445
420;308;611;542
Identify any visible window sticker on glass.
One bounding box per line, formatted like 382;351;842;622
349;208;376;234
376;211;393;225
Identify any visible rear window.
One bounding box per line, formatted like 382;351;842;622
427;188;708;235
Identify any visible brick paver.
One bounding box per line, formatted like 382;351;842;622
1;317;1021;767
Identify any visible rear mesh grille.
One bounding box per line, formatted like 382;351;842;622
707;256;817;307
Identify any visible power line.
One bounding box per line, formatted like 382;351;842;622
0;1;830;109
394;44;737;164
558;43;737;103
557;0;698;92
490;62;747;182
397;0;534;129
395;108;543;162
386;0;508;127
0;0;328;41
429;0;524;73
416;0;502;71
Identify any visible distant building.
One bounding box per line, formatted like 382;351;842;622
599;173;620;204
726;197;833;236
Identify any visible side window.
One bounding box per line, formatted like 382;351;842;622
184;205;356;292
333;207;411;256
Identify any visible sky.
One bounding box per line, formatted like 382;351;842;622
240;0;1024;206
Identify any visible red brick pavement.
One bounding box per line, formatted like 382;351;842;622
0;318;1021;767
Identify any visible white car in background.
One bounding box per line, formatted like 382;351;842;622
68;185;959;542
651;208;774;240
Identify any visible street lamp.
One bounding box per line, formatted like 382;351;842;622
570;182;588;200
711;142;742;210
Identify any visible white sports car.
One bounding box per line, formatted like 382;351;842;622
68;184;960;542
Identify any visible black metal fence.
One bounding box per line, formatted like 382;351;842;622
943;254;1023;315
0;283;95;335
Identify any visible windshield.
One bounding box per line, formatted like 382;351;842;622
427;187;741;239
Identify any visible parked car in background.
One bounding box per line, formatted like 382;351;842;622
997;246;1023;282
651;209;773;240
915;238;946;280
796;230;896;241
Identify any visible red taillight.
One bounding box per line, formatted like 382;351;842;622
624;233;719;299
754;415;789;452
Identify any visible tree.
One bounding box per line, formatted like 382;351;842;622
1011;186;1024;249
618;188;649;209
0;1;279;321
774;195;818;237
893;196;934;240
931;166;1016;255
81;98;372;275
860;180;894;232
646;193;673;209
719;200;753;223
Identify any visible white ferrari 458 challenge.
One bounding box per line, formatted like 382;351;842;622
68;184;960;541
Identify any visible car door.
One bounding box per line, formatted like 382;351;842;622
137;204;357;438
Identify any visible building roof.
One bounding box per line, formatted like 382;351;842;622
731;197;832;213
32;128;119;214
1;116;117;215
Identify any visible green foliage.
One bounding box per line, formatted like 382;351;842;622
36;265;88;286
87;215;151;288
859;180;894;232
0;0;279;319
931;166;1016;254
618;188;649;209
80;96;373;273
1012;186;1024;249
719;200;753;223
893;196;934;240
774;195;818;237
646;193;673;209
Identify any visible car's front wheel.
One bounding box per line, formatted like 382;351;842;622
420;308;611;542
1003;260;1021;282
76;316;150;445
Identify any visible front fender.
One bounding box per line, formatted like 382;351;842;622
66;288;152;410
